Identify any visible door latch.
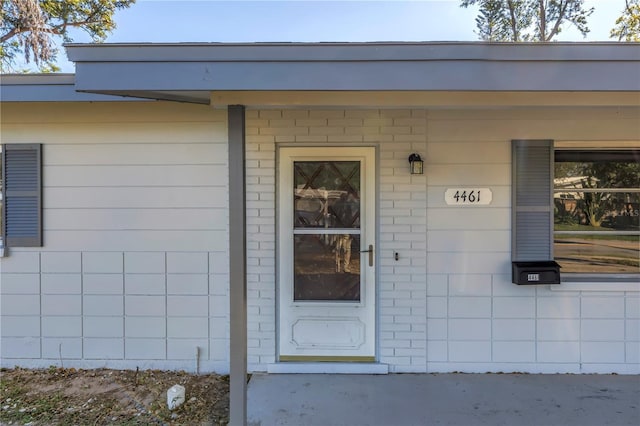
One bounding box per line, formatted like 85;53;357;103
359;244;374;267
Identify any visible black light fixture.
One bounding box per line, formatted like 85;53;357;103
408;153;424;175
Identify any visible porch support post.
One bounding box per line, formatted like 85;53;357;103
228;105;247;426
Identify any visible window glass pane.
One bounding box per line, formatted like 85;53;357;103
554;150;639;277
294;161;360;229
554;192;639;232
554;235;640;274
294;234;360;301
554;159;639;189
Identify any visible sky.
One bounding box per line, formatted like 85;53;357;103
52;0;628;72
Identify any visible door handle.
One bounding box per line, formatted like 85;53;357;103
359;244;374;267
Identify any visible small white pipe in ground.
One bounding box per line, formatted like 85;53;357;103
195;346;200;375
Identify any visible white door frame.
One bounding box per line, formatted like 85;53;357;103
277;146;377;362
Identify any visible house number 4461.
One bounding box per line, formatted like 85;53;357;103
444;188;492;206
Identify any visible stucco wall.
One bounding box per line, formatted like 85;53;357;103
0;102;230;372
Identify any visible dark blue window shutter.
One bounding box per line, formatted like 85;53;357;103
511;140;553;261
2;144;42;247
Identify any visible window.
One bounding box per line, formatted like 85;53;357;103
512;140;639;284
1;144;43;250
554;150;639;277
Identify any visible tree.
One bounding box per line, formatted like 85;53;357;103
1;0;135;71
611;0;640;41
460;0;594;41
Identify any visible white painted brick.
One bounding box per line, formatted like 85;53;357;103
83;274;123;294
83;316;123;338
626;319;639;341
448;275;492;296
493;319;535;341
82;252;123;273
167;317;208;338
125;338;166;359
537;342;580;363
42;338;82;359
125;274;165;294
1;316;40;336
167;274;208;295
493;297;535;318
167;252;208;274
42;316;81;337
537;319;580;341
41;274;81;294
124;252;165;273
449;319;491;340
125;295;165;316
581;297;625;319
449;341;491;362
449;297;491;318
0;273;40;294
83;295;123;316
42;295;81;316
167;295;208;316
41;252;81;273
0;252;40;273
84;338;123;359
492;341;535;363
582;342;625;363
125;317;166;338
0;337;40;358
167;339;208;359
581;319;625;341
626;297;639;318
537;297;580;318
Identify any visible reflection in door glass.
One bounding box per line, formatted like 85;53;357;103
294;161;360;228
294;234;361;301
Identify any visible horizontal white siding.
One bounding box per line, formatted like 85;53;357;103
0;102;230;372
2;101;638;375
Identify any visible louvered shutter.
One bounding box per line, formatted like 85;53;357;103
2;144;42;247
511;140;553;261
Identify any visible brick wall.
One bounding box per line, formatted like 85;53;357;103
246;107;639;374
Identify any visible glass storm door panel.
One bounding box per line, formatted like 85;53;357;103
278;147;376;361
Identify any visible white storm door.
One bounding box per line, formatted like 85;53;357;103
278;147;376;361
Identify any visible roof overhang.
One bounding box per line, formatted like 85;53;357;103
0;74;148;102
64;42;640;104
3;42;640;106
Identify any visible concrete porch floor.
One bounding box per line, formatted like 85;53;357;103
247;373;640;426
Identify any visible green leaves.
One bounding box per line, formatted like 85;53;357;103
461;0;594;41
1;0;136;71
611;0;640;41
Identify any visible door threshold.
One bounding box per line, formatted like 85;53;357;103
267;362;389;374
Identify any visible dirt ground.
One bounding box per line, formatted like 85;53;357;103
0;367;229;425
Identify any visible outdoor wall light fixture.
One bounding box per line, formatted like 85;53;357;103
408;153;424;175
